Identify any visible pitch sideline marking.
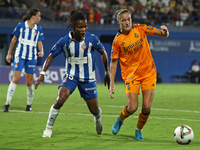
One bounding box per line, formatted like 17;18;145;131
1;109;200;122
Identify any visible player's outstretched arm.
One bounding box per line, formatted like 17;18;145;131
154;25;169;38
99;47;110;90
35;53;55;89
109;59;118;99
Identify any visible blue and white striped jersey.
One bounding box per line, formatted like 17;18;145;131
50;31;104;82
12;21;44;60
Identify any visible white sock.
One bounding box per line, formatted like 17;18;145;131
95;107;102;120
6;82;17;105
27;85;34;105
136;127;142;131
46;105;60;130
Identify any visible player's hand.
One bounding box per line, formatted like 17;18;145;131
35;75;44;89
6;54;11;63
38;51;44;57
109;83;115;99
104;74;110;90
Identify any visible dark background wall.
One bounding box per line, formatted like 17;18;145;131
1;20;200;83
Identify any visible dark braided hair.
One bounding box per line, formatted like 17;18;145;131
22;8;40;22
67;11;86;29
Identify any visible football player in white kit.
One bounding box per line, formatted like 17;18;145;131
4;8;44;112
35;11;110;138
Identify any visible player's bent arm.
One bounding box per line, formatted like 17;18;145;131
35;53;55;89
99;47;110;89
6;36;18;63
37;41;44;57
41;53;55;73
109;58;118;98
154;25;169;38
99;47;109;73
110;58;118;84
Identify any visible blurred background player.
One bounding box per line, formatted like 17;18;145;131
3;7;44;112
109;9;169;140
190;60;200;83
35;11;110;138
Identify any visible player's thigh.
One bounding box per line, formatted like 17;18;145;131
12;71;22;83
126;92;139;113
142;89;155;109
141;74;156;108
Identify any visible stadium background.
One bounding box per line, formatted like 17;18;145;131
1;0;200;83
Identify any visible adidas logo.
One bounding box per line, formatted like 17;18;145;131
151;83;155;86
121;42;125;45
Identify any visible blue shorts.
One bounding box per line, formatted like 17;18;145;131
13;56;37;74
59;73;97;99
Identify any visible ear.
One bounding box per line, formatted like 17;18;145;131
117;20;120;25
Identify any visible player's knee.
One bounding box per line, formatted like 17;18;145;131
127;106;137;114
142;108;151;115
54;96;67;109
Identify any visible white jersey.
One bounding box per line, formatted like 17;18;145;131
50;31;103;82
12;21;44;60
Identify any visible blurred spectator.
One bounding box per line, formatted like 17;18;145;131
96;0;107;13
190;60;200;83
190;8;199;26
83;0;91;12
192;0;200;9
74;0;83;11
180;7;189;25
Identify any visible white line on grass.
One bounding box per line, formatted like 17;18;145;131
1;109;200;122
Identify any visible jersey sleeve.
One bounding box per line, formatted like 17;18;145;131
38;26;44;41
92;35;103;52
50;37;65;57
12;22;21;38
110;34;120;59
141;24;156;36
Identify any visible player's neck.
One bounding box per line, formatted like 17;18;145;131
27;20;35;29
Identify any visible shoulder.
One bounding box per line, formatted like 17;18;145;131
36;24;43;30
112;32;121;46
86;31;99;41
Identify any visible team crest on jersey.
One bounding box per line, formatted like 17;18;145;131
62;78;67;83
15;63;18;68
82;43;87;49
134;33;139;38
33;31;37;36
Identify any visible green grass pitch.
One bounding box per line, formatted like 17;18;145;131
0;83;200;150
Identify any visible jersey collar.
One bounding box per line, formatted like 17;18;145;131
25;21;37;30
69;31;85;42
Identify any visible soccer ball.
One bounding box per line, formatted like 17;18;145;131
174;125;194;145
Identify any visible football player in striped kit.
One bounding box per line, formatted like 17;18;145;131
3;8;44;112
35;11;110;138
